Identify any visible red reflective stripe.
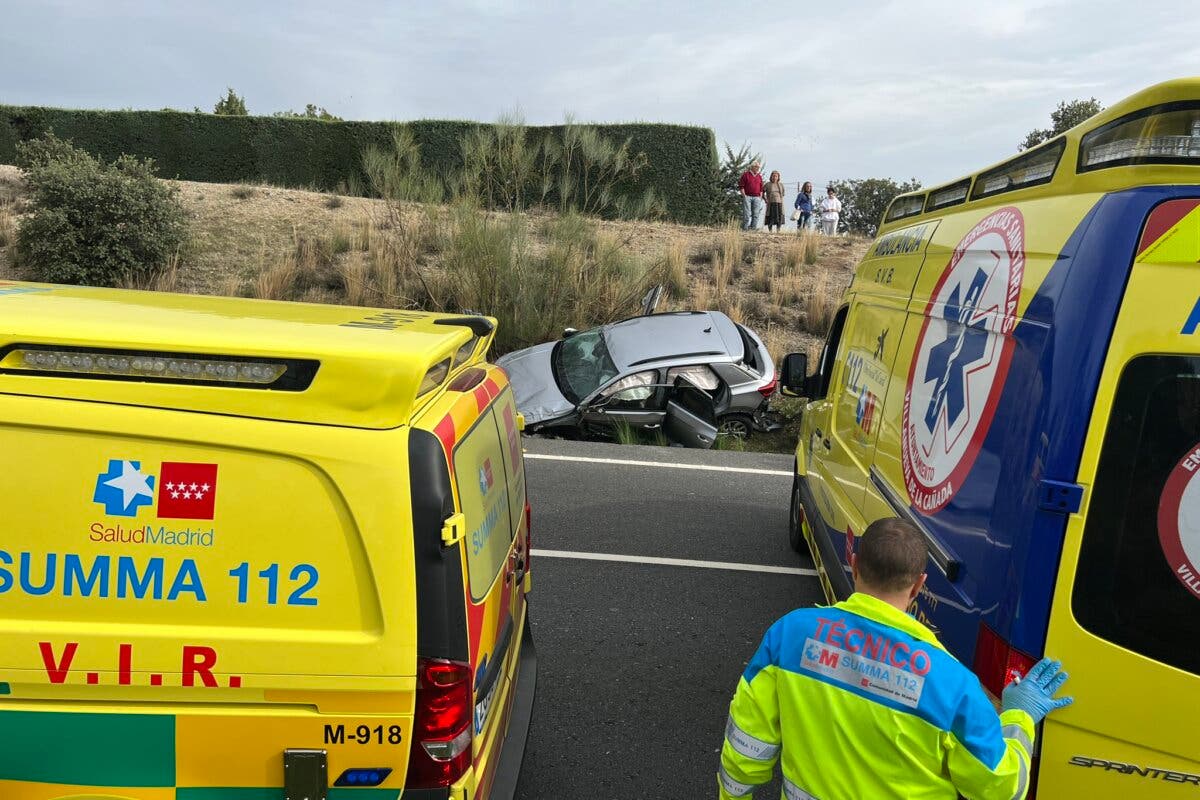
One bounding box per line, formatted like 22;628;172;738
473;384;491;412
1138;198;1200;255
434;415;457;455
483;376;501;398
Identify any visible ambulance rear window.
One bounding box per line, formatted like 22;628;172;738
1073;355;1200;675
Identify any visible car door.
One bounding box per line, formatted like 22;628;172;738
581;369;666;430
664;381;718;449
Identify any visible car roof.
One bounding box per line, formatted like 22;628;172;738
602;311;744;370
0;281;494;428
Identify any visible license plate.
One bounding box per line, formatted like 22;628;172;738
474;675;500;734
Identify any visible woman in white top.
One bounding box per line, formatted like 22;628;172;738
819;188;842;236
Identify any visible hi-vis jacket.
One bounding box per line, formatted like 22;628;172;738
719;593;1035;800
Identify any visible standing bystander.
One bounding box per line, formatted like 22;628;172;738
739;161;765;230
794;181;814;231
819;187;842;235
763;171;786;233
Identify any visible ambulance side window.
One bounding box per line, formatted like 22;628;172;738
813;306;849;400
1073;355;1200;676
453;407;517;601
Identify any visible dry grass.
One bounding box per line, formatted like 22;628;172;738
664;239;687;298
216;273;245;297
338;253;373;306
803;271;838;335
762;323;789;365
719;222;744;274
770;273;804;308
749;254;773;293
119;252;183;292
231;184;258;200
254;255;300;301
0;204;14;249
801;231;821;266
724;297;744;325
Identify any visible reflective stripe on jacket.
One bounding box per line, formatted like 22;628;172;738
718;593;1035;800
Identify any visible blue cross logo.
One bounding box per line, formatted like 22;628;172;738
923;267;989;433
805;644;821;661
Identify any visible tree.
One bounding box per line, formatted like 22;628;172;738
274;103;342;121
213;87;248;116
1019;98;1103;150
825;177;922;237
708;142;761;224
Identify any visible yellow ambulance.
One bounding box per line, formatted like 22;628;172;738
0;284;535;800
781;78;1200;796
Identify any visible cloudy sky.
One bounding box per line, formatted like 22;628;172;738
1;0;1196;192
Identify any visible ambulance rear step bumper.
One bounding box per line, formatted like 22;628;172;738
488;615;538;800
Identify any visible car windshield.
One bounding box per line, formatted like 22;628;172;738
552;328;620;404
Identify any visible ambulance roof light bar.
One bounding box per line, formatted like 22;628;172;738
1080;101;1200;171
0;344;318;391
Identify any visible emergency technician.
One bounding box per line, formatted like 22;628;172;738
718;518;1072;799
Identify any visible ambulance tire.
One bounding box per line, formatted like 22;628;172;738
788;474;805;553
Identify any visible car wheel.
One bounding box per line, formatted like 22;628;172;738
717;413;754;439
789;475;806;553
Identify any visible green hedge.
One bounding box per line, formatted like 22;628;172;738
0;106;718;224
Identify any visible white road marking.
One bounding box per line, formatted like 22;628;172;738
532;548;817;576
523;452;793;477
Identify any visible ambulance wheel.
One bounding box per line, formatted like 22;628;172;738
788;474;805;553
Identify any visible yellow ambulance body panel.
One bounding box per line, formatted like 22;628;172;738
788;78;1200;795
0;284;535;799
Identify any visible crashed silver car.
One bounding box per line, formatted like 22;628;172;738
496;311;778;446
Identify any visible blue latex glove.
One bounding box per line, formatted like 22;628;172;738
1001;657;1073;723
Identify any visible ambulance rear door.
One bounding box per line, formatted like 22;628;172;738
444;372;529;797
1040;196;1200;796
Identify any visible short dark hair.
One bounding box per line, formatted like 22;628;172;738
857;518;926;592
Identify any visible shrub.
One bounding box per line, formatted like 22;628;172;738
230;184;256;199
15;134;187;286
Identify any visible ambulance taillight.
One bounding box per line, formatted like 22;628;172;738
973;623;1036;700
406;657;473;789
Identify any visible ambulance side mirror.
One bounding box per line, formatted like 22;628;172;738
780;352;809;397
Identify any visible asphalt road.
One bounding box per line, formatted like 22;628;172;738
514;438;825;799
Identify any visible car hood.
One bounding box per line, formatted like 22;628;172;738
496;343;576;425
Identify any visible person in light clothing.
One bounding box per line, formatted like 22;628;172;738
819;187;842;235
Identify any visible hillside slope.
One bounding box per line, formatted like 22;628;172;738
0;165;867;360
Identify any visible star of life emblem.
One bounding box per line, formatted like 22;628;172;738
902;207;1025;514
